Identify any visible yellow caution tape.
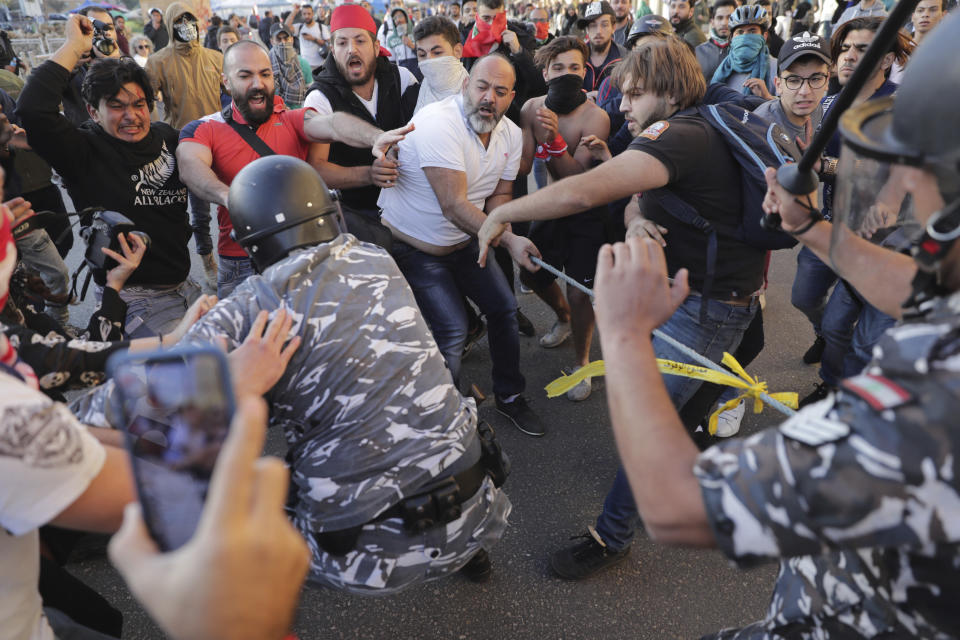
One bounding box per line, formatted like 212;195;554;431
544;353;798;436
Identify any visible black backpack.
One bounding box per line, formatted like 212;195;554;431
644;102;801;317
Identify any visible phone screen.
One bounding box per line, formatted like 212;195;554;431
110;348;234;551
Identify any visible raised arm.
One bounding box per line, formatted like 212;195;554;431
762;167;915;319
477;149;669;265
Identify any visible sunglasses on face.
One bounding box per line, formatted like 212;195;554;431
137;45;151;50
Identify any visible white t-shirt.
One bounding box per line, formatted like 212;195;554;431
379;94;522;247
303;65;417;119
0;372;106;640
296;20;330;68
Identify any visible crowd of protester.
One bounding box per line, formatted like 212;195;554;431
1;0;958;638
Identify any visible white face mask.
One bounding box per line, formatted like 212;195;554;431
415;55;469;114
418;56;464;91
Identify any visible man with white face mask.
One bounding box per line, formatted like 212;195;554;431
412;16;468;113
145;2;225;294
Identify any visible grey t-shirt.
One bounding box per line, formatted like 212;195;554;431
753;97;823;145
184;235;478;533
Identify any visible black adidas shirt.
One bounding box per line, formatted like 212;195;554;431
18;61;191;287
628;114;766;299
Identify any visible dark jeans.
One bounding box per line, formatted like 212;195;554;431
819;280;896;386
679;307;765;448
594;294;757;551
791;246;838;336
218;254;256;299
391;239;524;398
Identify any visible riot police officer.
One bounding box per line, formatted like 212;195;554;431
74;156;512;594
588;11;960;637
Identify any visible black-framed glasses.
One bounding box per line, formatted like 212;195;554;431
780;72;828;90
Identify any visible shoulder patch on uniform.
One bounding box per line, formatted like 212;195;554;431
639;120;669;140
841;373;912;411
779;400;850;446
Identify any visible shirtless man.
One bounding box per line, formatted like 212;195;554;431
519;36;610;401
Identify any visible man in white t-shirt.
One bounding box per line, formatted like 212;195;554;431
285;4;330;69
379;54;546;438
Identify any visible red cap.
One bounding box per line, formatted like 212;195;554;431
330;4;391;56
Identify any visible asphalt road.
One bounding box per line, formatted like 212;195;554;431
57;193;823;639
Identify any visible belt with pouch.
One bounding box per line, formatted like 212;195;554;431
313;421;510;556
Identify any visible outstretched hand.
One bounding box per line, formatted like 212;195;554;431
762;167;820;233
595;238;689;337
225;308;301;399
477;211;509;268
372;123;415;159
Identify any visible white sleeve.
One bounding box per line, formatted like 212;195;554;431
415;112;465;172
0;374;106;536
398;65;419;92
501;126;522;182
303;89;333;116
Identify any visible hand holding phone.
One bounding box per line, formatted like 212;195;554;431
109;346;235;551
108;396;310;640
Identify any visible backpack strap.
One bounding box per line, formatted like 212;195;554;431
222;105;278;157
644;187;717;324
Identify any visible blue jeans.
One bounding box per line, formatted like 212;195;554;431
15;229;70;326
790;246;838;336
189;191;214;256
819;281;896;386
594;294;757;551
391;239;524;398
533;157;549;189
218;255;256;299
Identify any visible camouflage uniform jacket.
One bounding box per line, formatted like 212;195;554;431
183;235;483;533
694;290;960;639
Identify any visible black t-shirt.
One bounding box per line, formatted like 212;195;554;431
18;62;191;287
628;115;766;298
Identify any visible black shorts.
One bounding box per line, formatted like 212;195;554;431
521;208;608;291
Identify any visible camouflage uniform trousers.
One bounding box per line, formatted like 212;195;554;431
296;476;511;595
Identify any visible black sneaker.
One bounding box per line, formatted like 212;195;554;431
517;309;535;337
459;549;492;583
496;395;546;437
462;318;487;358
802;336;826;365
550;528;630;580
798;382;834;408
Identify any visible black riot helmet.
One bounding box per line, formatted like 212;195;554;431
228;156;342;271
831;10;960;299
625;14;673;48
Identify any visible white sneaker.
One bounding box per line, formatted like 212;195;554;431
714;401;746;437
565;375;592;401
539;320;571;348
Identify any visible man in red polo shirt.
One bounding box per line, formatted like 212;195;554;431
178;40;408;297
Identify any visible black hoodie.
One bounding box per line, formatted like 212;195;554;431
308;54;418;215
18;61;191;287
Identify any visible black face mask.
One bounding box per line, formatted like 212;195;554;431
544;73;586;115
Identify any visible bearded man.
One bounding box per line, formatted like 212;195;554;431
304;4;420;249
177;40;412;297
378;54;547;439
